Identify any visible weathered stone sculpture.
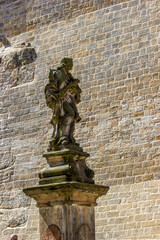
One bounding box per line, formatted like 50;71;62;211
24;58;109;240
45;58;81;150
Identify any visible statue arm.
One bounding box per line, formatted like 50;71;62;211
45;80;77;105
57;79;80;99
45;69;80;106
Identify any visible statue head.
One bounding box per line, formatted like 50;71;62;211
59;58;73;71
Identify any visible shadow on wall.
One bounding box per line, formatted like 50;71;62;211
0;0;29;38
0;0;128;38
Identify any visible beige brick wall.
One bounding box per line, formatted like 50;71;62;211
96;180;160;239
0;0;160;239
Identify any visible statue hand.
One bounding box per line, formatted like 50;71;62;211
69;79;79;88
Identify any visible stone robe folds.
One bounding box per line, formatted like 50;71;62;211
45;67;81;147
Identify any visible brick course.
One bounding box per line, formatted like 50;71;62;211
0;0;160;239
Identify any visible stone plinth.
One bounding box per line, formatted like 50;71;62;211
40;150;94;185
39;205;95;240
23;150;109;240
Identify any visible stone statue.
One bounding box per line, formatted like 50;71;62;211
45;58;82;150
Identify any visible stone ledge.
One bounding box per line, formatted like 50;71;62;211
23;182;109;207
43;149;89;158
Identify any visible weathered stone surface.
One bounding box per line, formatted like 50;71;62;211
23;138;108;239
0;152;15;170
45;58;82;151
40;150;94;184
42;224;62;240
0;42;36;87
1;0;160;239
0;0;129;38
39;205;95;240
0;190;31;209
24;176;108;239
2;44;36;69
24;182;109;207
7;210;27;228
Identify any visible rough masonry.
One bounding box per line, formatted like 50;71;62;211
0;0;160;239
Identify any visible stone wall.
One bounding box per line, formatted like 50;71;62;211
0;0;160;239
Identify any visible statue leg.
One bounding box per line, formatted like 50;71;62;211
54;122;60;142
69;121;76;144
60;116;74;144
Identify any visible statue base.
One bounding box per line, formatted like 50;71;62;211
23;149;109;240
48;140;84;152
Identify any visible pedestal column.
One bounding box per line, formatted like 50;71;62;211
24;150;109;240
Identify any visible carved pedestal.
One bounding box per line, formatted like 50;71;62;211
24;150;109;240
